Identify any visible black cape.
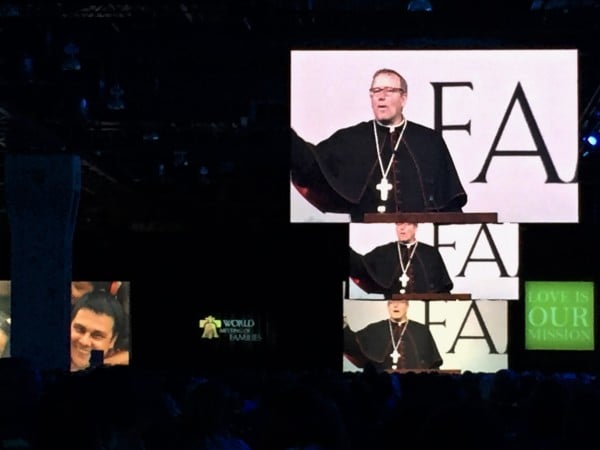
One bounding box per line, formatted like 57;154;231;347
350;241;453;297
291;120;467;221
344;319;443;371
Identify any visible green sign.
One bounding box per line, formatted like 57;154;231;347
525;281;594;350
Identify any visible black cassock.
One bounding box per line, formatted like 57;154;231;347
291;120;467;221
344;319;443;371
349;241;453;297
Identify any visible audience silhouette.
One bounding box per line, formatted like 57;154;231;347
3;357;600;450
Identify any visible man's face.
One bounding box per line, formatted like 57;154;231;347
370;72;407;125
70;308;116;371
387;300;409;321
395;222;418;243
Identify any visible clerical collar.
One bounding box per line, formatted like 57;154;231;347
375;118;406;133
399;240;417;248
390;319;408;326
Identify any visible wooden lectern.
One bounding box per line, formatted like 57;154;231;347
385;369;462;375
390;293;471;301
363;212;498;224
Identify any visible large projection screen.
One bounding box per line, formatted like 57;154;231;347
0;280;131;371
343;299;508;373
349;223;520;300
290;49;578;224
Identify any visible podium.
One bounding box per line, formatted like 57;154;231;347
364;212;498;223
390;293;471;301
385;369;462;375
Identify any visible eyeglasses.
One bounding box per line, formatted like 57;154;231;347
369;87;404;96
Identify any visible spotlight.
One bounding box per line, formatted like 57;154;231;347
585;134;598;147
581;132;599;157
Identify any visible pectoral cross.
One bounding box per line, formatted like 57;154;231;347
399;273;410;287
376;177;393;201
390;349;400;365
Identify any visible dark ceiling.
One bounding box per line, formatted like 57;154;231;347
1;1;600;233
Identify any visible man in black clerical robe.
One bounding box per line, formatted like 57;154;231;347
349;240;453;297
291;120;467;222
344;317;443;371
